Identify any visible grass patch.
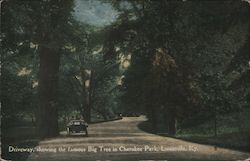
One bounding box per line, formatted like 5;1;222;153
176;108;250;152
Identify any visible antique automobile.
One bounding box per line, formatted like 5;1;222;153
67;120;88;136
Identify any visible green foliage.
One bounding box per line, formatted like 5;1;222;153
1;0;249;136
105;0;250;133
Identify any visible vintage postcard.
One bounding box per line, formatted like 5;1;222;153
1;0;250;161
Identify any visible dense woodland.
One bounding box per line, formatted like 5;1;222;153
1;0;250;141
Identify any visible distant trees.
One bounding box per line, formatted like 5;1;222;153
1;0;39;124
57;23;122;123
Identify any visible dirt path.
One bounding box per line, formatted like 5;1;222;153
25;116;250;161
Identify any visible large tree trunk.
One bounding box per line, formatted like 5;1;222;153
37;46;60;138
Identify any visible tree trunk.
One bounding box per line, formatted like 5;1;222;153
167;108;176;135
101;112;108;121
85;70;94;123
30;113;35;126
81;69;87;119
37;46;60;138
151;107;158;132
214;105;217;137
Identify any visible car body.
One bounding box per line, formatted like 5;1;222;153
67;120;88;136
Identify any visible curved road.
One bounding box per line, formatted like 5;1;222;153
26;116;250;161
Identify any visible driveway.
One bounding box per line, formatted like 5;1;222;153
24;116;250;161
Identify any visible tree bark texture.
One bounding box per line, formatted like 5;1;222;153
37;46;60;138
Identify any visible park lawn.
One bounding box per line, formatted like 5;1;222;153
176;108;250;152
176;130;250;152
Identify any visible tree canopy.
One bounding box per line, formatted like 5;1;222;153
1;0;249;139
